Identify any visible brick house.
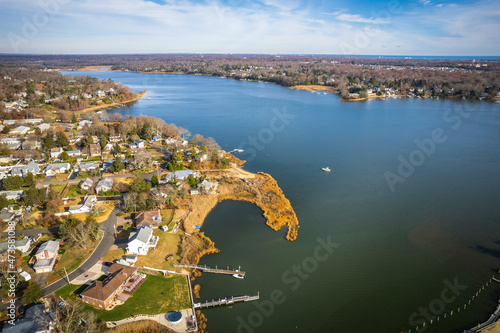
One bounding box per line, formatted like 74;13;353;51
80;263;142;309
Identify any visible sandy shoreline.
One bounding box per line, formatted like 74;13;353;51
76;90;146;114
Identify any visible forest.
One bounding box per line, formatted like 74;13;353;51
0;54;498;101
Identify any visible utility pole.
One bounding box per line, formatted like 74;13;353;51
63;267;70;284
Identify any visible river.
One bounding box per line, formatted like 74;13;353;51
64;71;500;333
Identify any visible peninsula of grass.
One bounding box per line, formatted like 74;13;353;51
55;273;191;322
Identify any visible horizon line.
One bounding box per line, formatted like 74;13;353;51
0;53;499;60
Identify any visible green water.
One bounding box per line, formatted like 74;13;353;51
65;71;500;332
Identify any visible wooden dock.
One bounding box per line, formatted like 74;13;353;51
194;294;260;309
174;264;245;276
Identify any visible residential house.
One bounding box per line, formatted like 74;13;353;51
68;195;96;214
95;178;113;193
0;210;15;222
189;189;199;195
67;149;81;157
109;135;122;143
44;162;71;176
134;210;161;229
128;139;145;150
62;123;74;131
23;118;43;125
165;170;198;181
96;90;106;98
80;263;142;310
78;161;100;173
152;135;162;142
198;179;214;193
21;139;41;150
77;120;92;130
0;236;32;255
69;95;78;101
33;240;59;273
80;178;94;191
9;125;30;135
0;155;12;164
195;153;209;162
36;123;50;132
50;147;64;159
11;162;40;177
89;144;101;157
165;138;176;145
0;190;23;201
126;227;158;255
2;304;56;333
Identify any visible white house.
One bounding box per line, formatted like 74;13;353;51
50;147;64;159
95;178;113;193
44;162;71;176
67;150;81;157
96;90;106;98
33;240;59;273
11;162;39;177
36;123;51;132
77;120;92;130
0;190;23;201
80;178;94;191
78;161;100;173
165;170;198;181
0;236;32;255
128;139;145;149
68;195;96;214
10;125;30;135
126;227;158;256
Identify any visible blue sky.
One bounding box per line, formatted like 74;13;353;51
0;0;498;55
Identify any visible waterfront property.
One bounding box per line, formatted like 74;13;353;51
80;263;144;310
134;210;161;229
126;227;159;255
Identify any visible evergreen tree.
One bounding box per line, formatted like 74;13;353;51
43;134;55;149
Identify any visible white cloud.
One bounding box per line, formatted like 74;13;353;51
0;0;498;55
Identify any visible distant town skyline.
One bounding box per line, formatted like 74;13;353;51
0;0;499;56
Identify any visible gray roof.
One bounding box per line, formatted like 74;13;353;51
128;227;152;245
45;162;70;172
165;170;197;181
0;237;31;254
96;178;113;189
2;304;52;333
35;240;59;256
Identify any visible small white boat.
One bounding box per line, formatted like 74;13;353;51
322;167;331;172
233;274;245;279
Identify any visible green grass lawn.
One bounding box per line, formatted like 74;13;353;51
66;184;83;198
50;184;66;194
56;273;191;322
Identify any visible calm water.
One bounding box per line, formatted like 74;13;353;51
65;71;500;332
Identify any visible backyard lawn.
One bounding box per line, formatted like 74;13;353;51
134;229;181;270
66;184;83;198
50;183;66;194
56;273;191;322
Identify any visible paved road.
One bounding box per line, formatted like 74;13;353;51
41;204;120;296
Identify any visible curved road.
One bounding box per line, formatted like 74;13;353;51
41;204;120;296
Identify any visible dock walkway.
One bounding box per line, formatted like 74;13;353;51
175;264;245;276
194;294;259;309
